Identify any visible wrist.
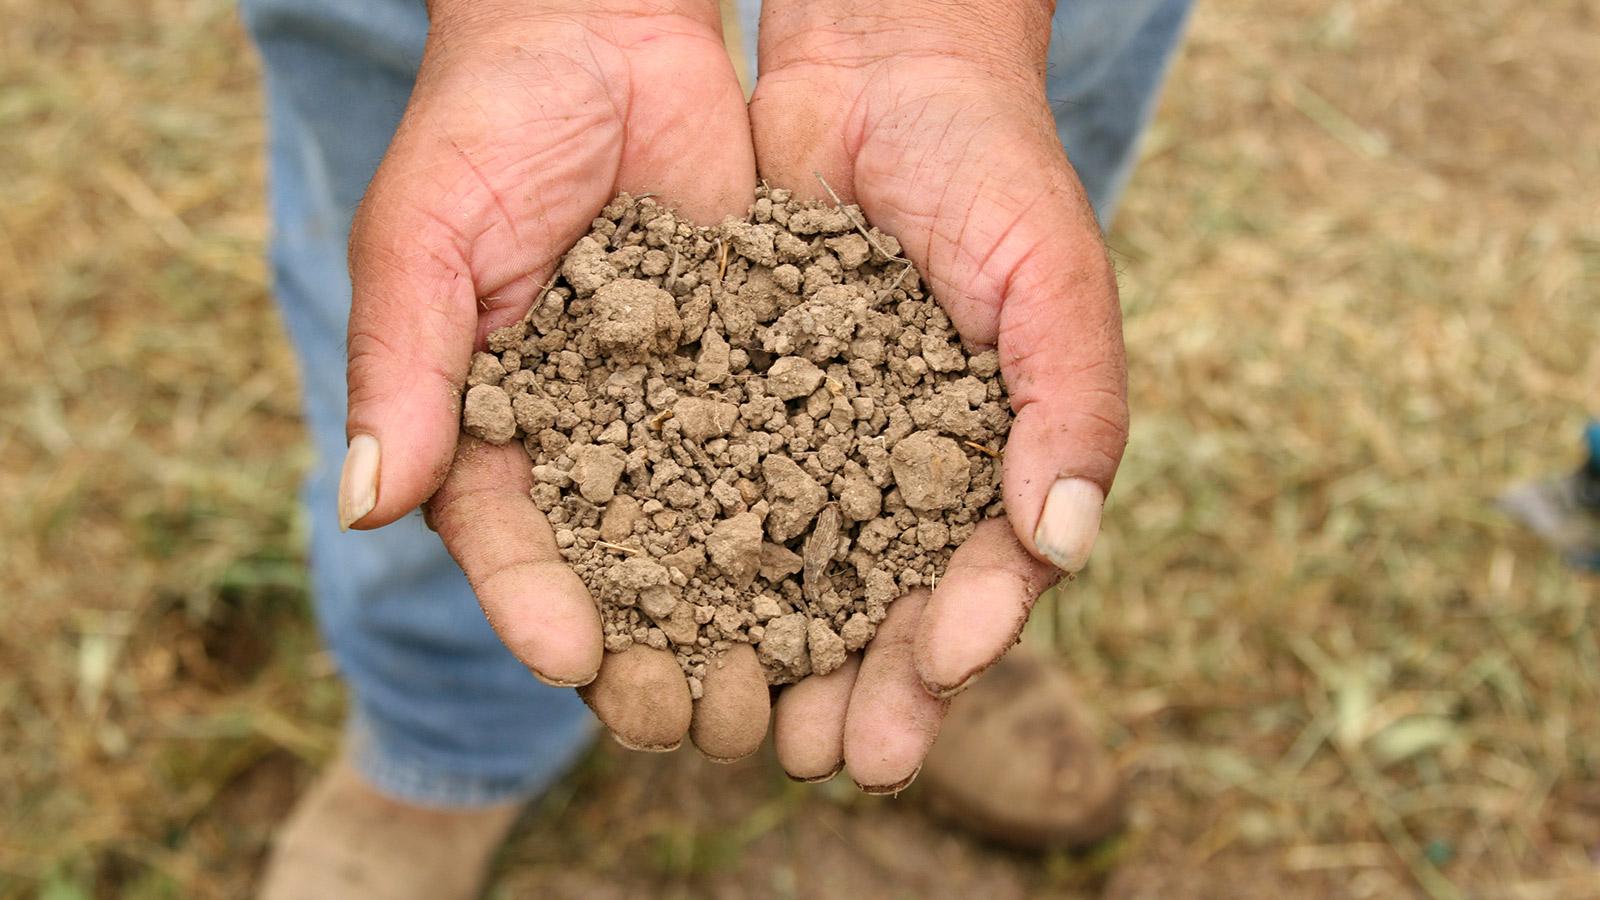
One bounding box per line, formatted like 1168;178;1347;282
758;0;1053;87
426;0;722;39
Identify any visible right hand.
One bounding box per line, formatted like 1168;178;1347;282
749;0;1131;790
337;1;772;758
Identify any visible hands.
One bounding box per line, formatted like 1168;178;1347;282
339;0;1129;789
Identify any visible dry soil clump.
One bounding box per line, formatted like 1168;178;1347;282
461;188;1012;692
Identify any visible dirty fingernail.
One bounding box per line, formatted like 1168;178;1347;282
855;766;921;796
1032;477;1103;573
338;434;381;531
788;761;846;784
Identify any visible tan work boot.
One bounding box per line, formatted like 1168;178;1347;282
919;648;1125;849
258;752;523;900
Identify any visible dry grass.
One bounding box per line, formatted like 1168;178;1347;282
2;0;1597;897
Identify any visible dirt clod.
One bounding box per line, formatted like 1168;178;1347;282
889;431;972;512
707;512;763;588
463;384;515;444
461;189;1012;684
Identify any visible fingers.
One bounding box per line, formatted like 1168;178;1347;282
426;437;605;687
774;655;860;782
844;590;947;793
579;646;694;752
689;643;771;762
914;517;1059;698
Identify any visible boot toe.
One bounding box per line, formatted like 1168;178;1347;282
919;650;1124;850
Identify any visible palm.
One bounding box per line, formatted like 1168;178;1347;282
355;11;755;340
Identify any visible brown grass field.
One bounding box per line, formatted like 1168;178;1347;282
3;0;1598;897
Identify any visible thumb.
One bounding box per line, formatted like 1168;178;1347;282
337;174;482;530
333;54;600;531
993;176;1129;573
869;121;1129;573
906;111;1128;573
910;150;1126;694
331;17;598;531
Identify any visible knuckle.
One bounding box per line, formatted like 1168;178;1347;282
1078;402;1131;462
343;330;403;409
344;322;465;412
1000;332;1127;405
1056;385;1131;458
424;482;498;538
469;556;540;598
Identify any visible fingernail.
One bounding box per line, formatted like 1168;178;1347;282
856;766;921;796
788;761;846;784
338;434;380;531
1032;477;1104;573
922;659;997;701
610;732;682;753
528;665;598;690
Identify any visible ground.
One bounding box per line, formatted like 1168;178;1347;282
2;0;1598;897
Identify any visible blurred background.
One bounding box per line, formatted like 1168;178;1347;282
2;0;1597;897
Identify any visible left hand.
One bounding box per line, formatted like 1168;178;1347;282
749;0;1131;790
337;0;776;760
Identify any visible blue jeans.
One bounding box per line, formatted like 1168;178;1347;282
242;0;1192;807
1588;421;1600;476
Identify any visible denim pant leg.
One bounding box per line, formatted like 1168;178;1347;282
1046;0;1195;224
242;0;593;808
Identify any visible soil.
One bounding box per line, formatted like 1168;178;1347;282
461;187;1012;689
